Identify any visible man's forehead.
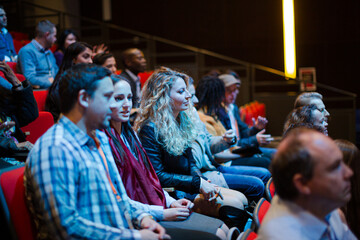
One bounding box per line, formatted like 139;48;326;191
0;9;5;15
309;98;325;108
96;76;113;91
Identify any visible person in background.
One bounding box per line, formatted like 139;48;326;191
53;29;79;67
0;6;17;62
120;48;147;107
45;42;93;122
0;60;37;166
217;74;275;156
335;139;360;239
17;20;58;89
93;52;117;74
283;104;329;137
196;75;271;169
257;128;356;240
189;78;271;202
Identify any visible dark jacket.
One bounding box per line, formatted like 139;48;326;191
217;105;260;148
0;80;38;156
119;70;140;108
138;122;202;194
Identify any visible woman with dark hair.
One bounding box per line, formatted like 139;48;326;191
54;29;79;66
283;104;328;136
190;77;271;202
93;52;117;74
195;75;272;169
45;42;93;121
334;139;360;239
104;75;234;240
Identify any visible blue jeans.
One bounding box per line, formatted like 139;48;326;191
217;165;271;201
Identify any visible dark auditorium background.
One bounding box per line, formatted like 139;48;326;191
5;0;360;143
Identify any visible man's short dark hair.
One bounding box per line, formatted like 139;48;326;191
35;20;55;38
121;48;139;68
59;64;111;114
271;128;316;200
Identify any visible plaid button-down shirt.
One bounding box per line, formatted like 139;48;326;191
24;116;155;240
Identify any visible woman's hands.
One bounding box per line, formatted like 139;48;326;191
199;178;219;201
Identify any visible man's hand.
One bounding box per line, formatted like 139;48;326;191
0;121;15;131
253;116;268;130
222;129;237;144
170;199;194;209
16;141;33;151
256;129;272;146
140;216;170;239
163;208;190;221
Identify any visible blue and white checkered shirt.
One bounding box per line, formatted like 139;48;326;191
24;116;157;239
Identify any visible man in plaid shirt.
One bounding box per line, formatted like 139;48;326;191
24;64;169;240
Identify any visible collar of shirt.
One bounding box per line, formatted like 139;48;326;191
31;39;50;53
274;196;334;239
125;69;139;81
58;116;97;149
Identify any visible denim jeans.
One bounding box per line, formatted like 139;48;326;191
217;165;271;201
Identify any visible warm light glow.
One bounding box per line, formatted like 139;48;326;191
283;0;296;79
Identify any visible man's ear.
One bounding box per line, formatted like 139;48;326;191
78;89;89;108
293;173;311;195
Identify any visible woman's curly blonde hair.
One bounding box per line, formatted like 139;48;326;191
134;67;197;156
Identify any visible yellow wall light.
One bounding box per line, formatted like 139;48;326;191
283;0;296;79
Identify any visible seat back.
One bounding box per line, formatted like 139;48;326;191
265;177;275;202
33;90;48;111
21;111;54;144
239;229;258;240
0;165;36;240
252;198;271;232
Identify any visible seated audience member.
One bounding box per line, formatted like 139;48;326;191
45;42;93;121
188;79;271;202
287;92;330;129
53;29;79;66
257;128;356;240
335;139;360;239
283;104;328;136
0;6;17;62
104;75;232;239
120;48;147;107
0;61;37;165
25;64;171;240
17;20;58;89
93;52;117;74
195;75;271;169
135;67;251;229
217;74;276;156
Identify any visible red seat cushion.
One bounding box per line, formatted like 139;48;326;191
0;166;37;240
21;111;54;144
33;90;48;111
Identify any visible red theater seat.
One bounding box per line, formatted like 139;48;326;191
21;111;54;144
252;198;271;232
239;229;258;240
265;177;275;202
33;90;48;111
0;165;37;240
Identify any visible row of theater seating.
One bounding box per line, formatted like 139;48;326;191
0;160;275;240
239;101;266;127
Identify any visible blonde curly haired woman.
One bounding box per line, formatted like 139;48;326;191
135;67;249;230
